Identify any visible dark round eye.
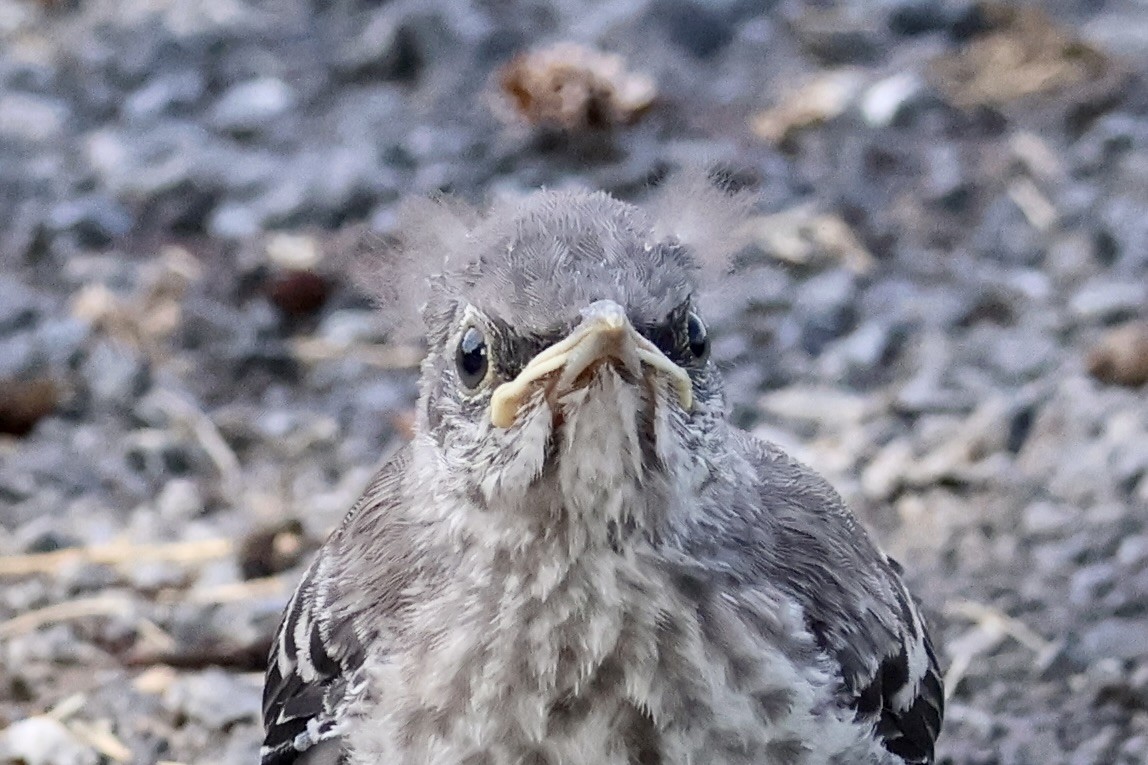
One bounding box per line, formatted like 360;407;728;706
456;326;489;389
686;312;709;361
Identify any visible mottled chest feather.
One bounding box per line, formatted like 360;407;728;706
343;534;893;765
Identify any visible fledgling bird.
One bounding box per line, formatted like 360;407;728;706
261;176;944;765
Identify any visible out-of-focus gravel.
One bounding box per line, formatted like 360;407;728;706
1;1;1147;763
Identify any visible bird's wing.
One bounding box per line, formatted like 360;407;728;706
683;432;944;763
261;449;416;765
818;554;944;765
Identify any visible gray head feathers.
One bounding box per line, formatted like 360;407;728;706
356;169;754;342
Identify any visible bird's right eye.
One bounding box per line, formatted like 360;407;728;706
456;326;489;389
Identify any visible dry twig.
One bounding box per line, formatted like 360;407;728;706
0;537;234;577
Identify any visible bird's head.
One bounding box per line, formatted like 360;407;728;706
374;176;751;526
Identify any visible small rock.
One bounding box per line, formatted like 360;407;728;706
0;332;39;379
46;196;134;249
794;269;858;354
334;13;423;82
156;478;205;523
860;71;925;127
0;277;44;333
923;144;968;208
1022;501;1079;535
820;320;903;384
1034;640;1087;681
0;92;69;141
38;318;92;370
265;232;321;270
165;668;262;730
1078;617;1148;662
1069;562;1116;604
318;309;386;346
1070;280;1146;323
887;0;981;36
211;77;296;134
267;270;330;318
751;69;863;145
81;341;149;407
1046;232;1096;284
1087;322;1148;387
0;377;60;436
0;716;98;765
744;206;875;272
238;519;311;579
788;7;882;65
1116;535;1148;567
124;71;206;120
929;5;1110;109
861;438;914;501
207;203;261;240
654;0;735;60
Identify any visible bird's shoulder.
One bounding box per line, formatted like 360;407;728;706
672;428;944;764
261;446;423;765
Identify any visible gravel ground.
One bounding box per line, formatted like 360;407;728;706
2;1;1148;763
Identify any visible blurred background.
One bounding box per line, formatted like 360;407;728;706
1;0;1147;762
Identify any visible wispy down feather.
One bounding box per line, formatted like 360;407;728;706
645;166;756;282
352;169;757;340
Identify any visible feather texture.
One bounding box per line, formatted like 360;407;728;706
263;184;942;764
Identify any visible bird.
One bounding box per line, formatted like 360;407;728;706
261;175;944;765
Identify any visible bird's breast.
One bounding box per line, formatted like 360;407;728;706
347;539;889;765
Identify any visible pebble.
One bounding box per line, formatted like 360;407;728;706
860;71;925;128
1078;618;1148;662
794;269;858;354
165;669;262;730
210;77;296;134
124;70;206;121
0;717;98;765
0;92;69;141
1070;280;1146;323
0;276;44;332
46;195;134;248
81;341;149;407
1088;322;1148;388
155;478;205;523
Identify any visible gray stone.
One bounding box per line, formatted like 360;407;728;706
794;269;857;354
0;276;44;333
1078;618;1148;662
211;77;296;133
46;196;134;248
82;341;149;407
0;331;39;378
0;92;69;141
165;668;262;730
860;71;925;128
207;202;261;239
0;717;98;765
156;478;205;523
37;317;91;369
1116;535;1148;568
1070;279;1147;323
124;70;206;121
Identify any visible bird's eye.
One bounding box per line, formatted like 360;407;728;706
686;312;709;362
456;326;489;389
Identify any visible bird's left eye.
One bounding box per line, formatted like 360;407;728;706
686;312;709;362
456;326;489;389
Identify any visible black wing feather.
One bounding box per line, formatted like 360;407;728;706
261;562;353;765
261;452;414;765
736;434;945;763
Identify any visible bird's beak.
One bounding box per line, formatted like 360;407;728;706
490;299;693;428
